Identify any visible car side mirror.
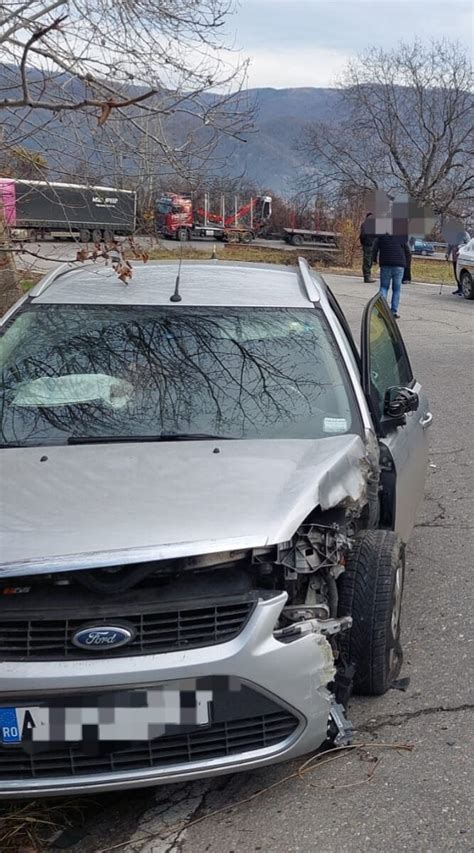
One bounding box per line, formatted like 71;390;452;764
383;386;419;425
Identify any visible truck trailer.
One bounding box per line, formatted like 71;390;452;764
155;193;272;242
0;179;137;242
283;227;340;249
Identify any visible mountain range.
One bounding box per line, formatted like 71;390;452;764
0;65;345;195
216;87;342;193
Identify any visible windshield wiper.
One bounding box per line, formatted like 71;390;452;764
67;433;237;445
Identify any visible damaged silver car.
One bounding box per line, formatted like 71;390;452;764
0;258;432;796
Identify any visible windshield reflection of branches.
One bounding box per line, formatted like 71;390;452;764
0;306;351;444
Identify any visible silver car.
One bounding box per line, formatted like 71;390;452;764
0;259;432;797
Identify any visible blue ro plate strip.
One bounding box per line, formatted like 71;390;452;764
0;708;21;743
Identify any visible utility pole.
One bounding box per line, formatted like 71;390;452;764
0;210;20;316
0;192;20;316
0;126;20;314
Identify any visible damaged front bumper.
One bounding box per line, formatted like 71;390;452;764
0;593;350;797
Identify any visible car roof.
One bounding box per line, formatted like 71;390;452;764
29;259;325;309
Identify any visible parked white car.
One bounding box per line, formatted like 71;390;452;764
456;239;474;299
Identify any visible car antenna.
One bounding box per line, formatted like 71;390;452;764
170;232;185;302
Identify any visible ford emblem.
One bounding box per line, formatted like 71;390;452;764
72;625;135;650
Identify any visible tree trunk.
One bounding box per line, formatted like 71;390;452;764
0;203;20;316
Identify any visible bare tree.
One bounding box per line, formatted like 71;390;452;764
0;1;252;177
1;2;247;122
300;40;473;218
0;0;252;312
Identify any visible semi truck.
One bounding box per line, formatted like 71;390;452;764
0;179;137;242
155;193;272;242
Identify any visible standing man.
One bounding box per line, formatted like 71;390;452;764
359;212;376;283
372;232;411;319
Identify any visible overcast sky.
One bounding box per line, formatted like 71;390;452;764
229;0;473;89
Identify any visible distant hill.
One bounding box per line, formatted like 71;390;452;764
0;65;344;194
216;87;343;192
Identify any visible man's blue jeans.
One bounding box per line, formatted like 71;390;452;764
379;266;404;313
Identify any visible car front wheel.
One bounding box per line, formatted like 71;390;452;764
460;270;474;300
338;530;405;695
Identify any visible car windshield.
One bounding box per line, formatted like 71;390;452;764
0;304;361;447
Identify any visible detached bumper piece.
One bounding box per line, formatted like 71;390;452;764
328;702;354;746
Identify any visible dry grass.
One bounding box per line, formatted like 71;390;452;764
320;257;453;285
410;256;454;285
0;798;87;852
147;242;339;268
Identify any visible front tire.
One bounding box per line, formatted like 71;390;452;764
291;234;304;247
338;530;405;695
460;270;474;300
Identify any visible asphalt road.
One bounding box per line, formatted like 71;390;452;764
35;274;473;853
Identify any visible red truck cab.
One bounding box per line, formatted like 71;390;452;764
155;195;193;239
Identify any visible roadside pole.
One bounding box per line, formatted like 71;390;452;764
0;202;20;315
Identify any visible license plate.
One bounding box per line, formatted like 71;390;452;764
0;687;212;744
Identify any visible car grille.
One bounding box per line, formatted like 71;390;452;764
0;599;256;660
0;712;298;780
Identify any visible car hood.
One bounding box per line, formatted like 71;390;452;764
458;239;474;261
0;435;368;577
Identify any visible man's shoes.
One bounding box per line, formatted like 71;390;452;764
392;312;400;319
364;277;376;283
402;279;410;284
452;289;462;295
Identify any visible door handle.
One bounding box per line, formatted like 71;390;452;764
420;412;433;429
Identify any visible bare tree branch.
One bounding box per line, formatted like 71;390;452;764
0;0;253;313
299;39;473;217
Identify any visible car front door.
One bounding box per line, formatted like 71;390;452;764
361;294;432;542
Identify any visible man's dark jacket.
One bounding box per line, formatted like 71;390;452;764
372;234;411;267
359;215;376;247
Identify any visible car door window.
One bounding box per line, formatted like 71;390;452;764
362;295;413;420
